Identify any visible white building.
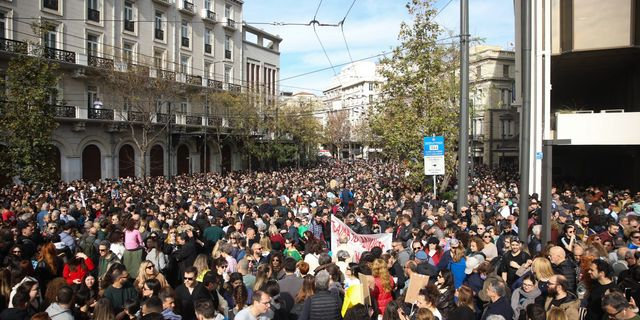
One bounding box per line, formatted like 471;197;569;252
322;61;383;158
0;0;280;181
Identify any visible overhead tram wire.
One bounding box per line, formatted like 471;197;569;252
339;0;358;63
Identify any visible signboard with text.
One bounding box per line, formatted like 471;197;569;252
423;136;445;175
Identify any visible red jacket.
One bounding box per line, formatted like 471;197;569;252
63;258;95;285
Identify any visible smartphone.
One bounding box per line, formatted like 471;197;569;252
625;287;632;301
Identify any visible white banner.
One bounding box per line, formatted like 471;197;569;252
331;215;393;262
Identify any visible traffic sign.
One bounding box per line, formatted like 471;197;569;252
424;136;445;175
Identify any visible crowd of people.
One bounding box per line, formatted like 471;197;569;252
0;160;639;320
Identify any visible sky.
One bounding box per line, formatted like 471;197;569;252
243;0;515;95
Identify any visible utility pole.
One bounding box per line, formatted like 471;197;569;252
519;0;532;241
457;0;470;211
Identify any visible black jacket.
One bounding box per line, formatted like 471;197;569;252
299;290;341;320
552;259;577;294
481;296;514;320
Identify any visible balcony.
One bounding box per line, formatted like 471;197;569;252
225;49;231;59
53;105;76;118
124;20;135;32
88;55;114;69
228;83;241;93
87;8;100;22
151;0;171;7
88;108;114;120
44;47;76;64
201;9;216;22
181;37;189;47
156;113;176;124
128;63;149;75
207;116;222;127
0;38;28;54
186;74;202;86
204;44;212;54
127;111;145;122
157;69;175;81
185;115;202;125
225;18;236;30
154;29;164;41
179;0;194;14
43;0;58;10
207;79;223;90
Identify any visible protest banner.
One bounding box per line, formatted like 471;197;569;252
404;274;430;304
330;214;393;262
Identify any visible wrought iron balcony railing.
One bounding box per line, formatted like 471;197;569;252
156;113;176;124
185;115;202;125
88;55;114;69
129;64;150;75
207;79;223;90
88;108;114;120
43;47;76;64
225;49;231;59
181;37;190;47
207;116;222;127
182;1;194;12
186;74;202;85
204;10;216;21
53;105;76;118
157;69;176;81
226;18;236;29
88;8;100;22
204;44;212;54
228;83;241;93
0;38;28;54
127;111;145;122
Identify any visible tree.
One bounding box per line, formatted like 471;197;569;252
0;54;60;185
370;0;460;189
101;64;180;177
324;110;351;159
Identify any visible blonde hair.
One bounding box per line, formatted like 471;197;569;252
531;257;555;280
416;308;435;320
260;236;272;252
372;258;392;293
451;245;466;262
133;260;168;290
193;254;210;276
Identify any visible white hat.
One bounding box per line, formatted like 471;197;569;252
465;255;485;274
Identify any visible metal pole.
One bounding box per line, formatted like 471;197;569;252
518;0;532;241
204;94;207;173
433;175;437;198
541;141;552;245
167;102;171;180
457;0;470;211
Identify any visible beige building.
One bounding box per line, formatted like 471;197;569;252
515;0;640;192
0;0;281;181
469;45;518;166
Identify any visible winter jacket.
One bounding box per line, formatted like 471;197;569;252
162;309;183;320
436;286;456;317
481;296;514;320
46;302;74;320
552;259;577;294
299;290;341;320
544;292;580;320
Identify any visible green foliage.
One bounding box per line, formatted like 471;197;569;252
370;0;460;188
0;55;60;185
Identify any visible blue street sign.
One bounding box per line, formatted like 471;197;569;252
535;152;543;160
423;136;445;157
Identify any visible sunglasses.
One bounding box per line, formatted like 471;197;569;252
99;249;107;252
184;277;194;281
146;265;154;269
413;247;422;251
483;235;491;238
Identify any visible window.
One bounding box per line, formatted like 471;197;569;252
503;65;509;78
154;50;164;69
225;4;231;18
204;28;212;54
501;89;512;107
224;35;231;59
224;65;231;84
87;34;99;56
204;0;211;10
87;86;98;109
204;61;212;79
154;11;164;40
124;2;134;32
0;13;5;39
123;42;134;64
476;65;482;79
369;83;374;91
181;20;189;47
44;28;57;49
180;101;188;113
87;0;100;22
88;0;98;10
180;55;190;74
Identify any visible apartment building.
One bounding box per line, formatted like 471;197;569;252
516;0;640;191
0;0;281;181
469;45;518;167
322;61;383;159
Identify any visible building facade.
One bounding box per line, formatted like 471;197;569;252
516;0;640;192
0;0;281;181
469;45;518;167
322;61;383;159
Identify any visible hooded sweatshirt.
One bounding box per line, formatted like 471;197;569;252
46;302;74;320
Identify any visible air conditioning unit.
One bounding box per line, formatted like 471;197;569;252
71;69;86;79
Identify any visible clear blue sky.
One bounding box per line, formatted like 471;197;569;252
243;0;515;94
